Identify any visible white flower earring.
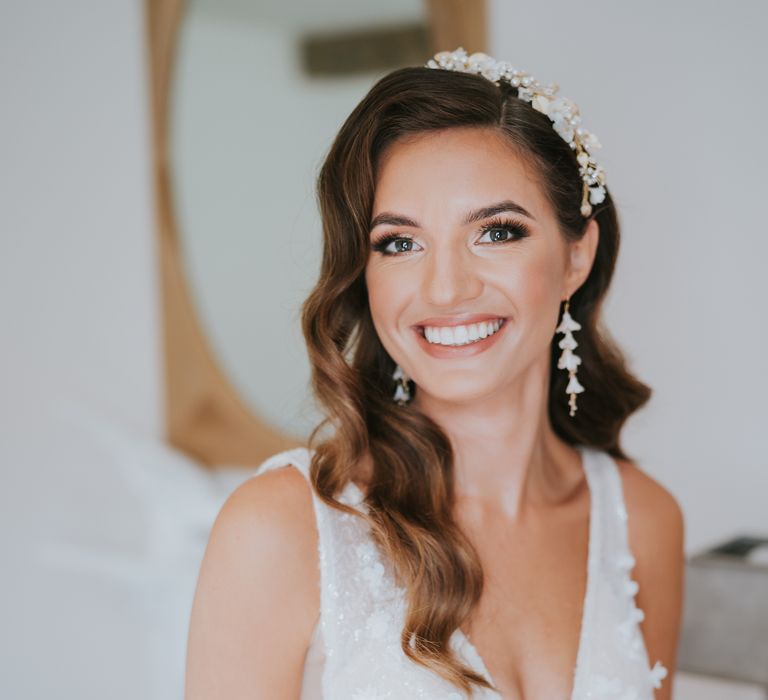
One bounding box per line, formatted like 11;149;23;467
556;298;585;417
392;364;412;405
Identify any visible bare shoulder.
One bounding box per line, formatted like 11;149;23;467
185;463;320;699
614;456;685;699
613;457;685;547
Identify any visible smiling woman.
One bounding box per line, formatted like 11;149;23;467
186;48;684;700
365;128;583;377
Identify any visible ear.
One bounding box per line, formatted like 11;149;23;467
563;218;599;298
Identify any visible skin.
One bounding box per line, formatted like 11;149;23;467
184;125;684;700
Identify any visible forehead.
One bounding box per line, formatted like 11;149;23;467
373;127;550;223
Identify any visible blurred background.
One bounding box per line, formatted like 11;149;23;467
1;0;767;698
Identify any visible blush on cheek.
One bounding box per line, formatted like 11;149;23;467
490;256;558;309
531;271;568;338
365;285;402;360
526;272;556;308
498;260;563;341
366;265;417;331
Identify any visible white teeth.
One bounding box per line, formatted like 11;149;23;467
454;326;468;344
422;319;505;346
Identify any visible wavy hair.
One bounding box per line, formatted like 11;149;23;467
300;66;651;696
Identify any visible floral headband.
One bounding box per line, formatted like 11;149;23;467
426;47;607;218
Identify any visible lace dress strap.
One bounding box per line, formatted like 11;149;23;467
253;447;333;694
590;450;669;693
254;447;374;699
256;446;313;480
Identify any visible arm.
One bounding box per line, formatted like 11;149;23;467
617;459;686;700
185;465;321;700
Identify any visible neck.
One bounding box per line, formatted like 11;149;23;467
410;356;581;522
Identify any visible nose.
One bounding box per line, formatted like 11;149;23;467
421;244;483;308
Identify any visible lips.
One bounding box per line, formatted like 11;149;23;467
420;317;503;343
412;314;509;349
412;315;510;358
413;313;507;328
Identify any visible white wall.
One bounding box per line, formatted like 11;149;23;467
0;1;167;698
489;0;767;554
0;0;161;437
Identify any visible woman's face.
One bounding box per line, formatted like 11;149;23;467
365;126;597;405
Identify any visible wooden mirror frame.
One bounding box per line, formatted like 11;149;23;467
144;0;487;467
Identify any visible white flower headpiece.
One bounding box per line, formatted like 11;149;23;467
426;47;607;218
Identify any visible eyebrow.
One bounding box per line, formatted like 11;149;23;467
368;199;536;231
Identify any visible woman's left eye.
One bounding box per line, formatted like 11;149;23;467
477;219;531;244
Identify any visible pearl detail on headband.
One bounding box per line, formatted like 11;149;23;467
426;47;607;218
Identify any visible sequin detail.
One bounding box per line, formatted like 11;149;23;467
254;445;668;699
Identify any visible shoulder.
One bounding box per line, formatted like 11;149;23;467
185;462;320;697
213;462;321;598
221;462;319;558
614;456;685;698
613;457;685;551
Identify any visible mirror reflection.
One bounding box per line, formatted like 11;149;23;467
170;0;428;437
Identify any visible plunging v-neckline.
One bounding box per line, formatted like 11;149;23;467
451;444;598;700
344;444;599;700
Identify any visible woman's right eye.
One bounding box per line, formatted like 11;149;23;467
371;235;420;255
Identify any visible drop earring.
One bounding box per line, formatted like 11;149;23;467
392;364;412;405
556;298;584;417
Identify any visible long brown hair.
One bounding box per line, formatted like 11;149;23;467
300;66;651;695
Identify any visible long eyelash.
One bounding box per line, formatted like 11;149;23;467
478;216;531;242
370;217;530;256
370;233;413;255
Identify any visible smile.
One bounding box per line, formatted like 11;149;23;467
421;318;505;347
413;316;509;359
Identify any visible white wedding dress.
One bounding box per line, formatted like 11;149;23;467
254;444;668;699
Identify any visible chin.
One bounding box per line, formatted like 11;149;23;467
414;379;498;406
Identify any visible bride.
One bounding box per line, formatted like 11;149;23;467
185;48;684;700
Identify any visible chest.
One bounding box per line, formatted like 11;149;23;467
311;448;660;700
456;499;591;699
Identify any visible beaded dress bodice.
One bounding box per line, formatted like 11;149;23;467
254;444;668;699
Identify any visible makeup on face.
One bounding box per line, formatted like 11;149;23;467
366;128;563;383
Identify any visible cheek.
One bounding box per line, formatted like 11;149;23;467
489;251;563;307
525;259;561;305
365;264;408;331
485;253;563;346
521;257;566;339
